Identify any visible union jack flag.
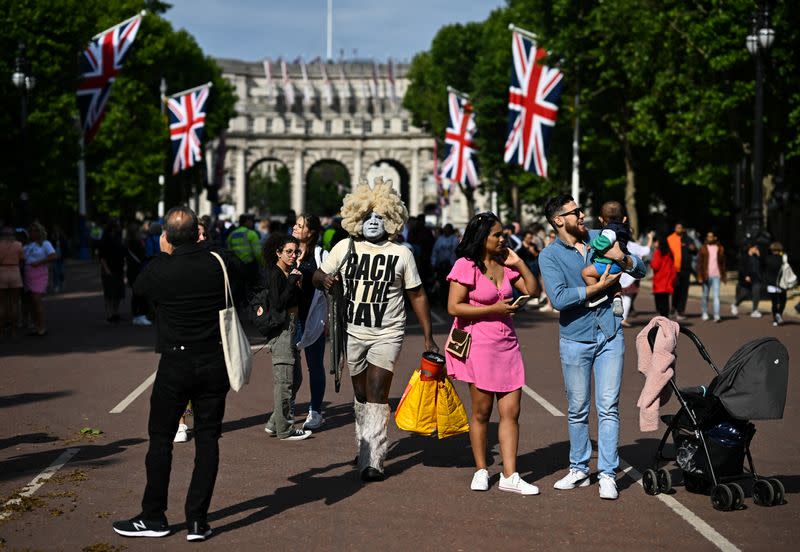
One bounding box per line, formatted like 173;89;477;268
167;84;211;175
77;13;143;143
504;31;564;178
440;92;479;188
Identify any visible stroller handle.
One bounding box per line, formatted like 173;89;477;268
647;325;720;375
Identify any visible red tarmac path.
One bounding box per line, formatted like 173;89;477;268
1;260;798;551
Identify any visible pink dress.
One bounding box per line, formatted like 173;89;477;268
445;257;525;392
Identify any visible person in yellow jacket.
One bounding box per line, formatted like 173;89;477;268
227;214;263;301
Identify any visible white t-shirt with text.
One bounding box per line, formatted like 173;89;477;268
321;238;422;340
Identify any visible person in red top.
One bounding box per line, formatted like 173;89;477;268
650;234;677;317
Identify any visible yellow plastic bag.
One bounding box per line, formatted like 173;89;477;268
436;378;470;439
394;370;438;436
394;370;470;438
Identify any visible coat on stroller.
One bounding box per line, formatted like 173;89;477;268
638;323;789;511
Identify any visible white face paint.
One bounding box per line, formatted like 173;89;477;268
362;212;386;241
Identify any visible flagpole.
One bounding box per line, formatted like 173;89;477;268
92;10;147;40
77;132;90;260
507;24;538;42
446;85;470;100
158;77;166;218
326;0;333;61
166;81;213;99
571;89;580;204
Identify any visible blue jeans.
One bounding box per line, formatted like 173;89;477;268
296;319;327;414
701;276;721;319
559;329;625;476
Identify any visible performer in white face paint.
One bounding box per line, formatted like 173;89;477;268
314;177;438;481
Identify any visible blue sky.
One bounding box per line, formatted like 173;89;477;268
163;0;505;62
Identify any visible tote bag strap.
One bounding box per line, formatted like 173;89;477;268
210;251;233;309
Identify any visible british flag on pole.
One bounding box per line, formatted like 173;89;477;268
77;12;143;143
504;31;564;178
167;83;211;175
440;92;479;188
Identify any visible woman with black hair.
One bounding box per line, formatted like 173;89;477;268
293;213;328;430
262;233;311;441
445;212;540;495
650;234;676;318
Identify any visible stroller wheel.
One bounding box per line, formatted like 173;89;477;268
643;469;659;495
728;483;745;510
711;484;734;511
753;479;775;507
657;469;673;493
768;478;785;506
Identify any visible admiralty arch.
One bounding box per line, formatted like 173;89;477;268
198;57;477;222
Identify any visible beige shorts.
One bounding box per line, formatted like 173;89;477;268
0;267;22;289
346;333;404;376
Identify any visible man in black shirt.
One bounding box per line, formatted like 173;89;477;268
113;206;236;542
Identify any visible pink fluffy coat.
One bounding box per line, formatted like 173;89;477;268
635;317;681;431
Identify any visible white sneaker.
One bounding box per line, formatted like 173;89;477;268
132;315;152;326
713;315;721;323
173;424;189;443
553;468;590;490
598;473;618;499
498;472;539;495
730;304;739;316
701;312;709;321
750;310;763;318
302;410;325;430
470;469;489;491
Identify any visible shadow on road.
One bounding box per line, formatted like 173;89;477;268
0;438;145;483
0;432;60;452
0;391;73;409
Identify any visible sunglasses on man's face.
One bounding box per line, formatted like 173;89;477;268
556;207;584;219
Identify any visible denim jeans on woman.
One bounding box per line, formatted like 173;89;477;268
295;319;327;414
266;316;302;437
701;276;721;319
559;328;624;477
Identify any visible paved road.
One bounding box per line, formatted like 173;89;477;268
1;261;798;551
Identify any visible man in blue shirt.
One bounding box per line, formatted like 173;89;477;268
538;195;646;500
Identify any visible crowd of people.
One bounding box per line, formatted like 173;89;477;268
2;188;795;543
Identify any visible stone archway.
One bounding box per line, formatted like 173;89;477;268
248;157;290;216
367;159;410;207
305;159;351;216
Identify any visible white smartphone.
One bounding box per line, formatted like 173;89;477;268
511;295;531;308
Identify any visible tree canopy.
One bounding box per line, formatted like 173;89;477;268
403;0;800;238
0;0;237;226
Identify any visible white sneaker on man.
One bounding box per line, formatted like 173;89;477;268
701;312;709;321
173;424;189;443
598;473;618;500
730;303;739;316
470;468;489;491
498;472;539;495
302;410;324;430
750;310;763;318
133;315;152;326
553;468;590;490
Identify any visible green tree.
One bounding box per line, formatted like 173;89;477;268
248;165;291;216
0;0;236;226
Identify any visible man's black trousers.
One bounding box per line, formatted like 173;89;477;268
672;271;692;314
141;349;229;525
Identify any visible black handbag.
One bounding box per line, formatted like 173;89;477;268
445;327;472;361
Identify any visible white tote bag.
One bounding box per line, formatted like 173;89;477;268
210;252;253;392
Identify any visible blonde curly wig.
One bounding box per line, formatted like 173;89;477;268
340;176;409;239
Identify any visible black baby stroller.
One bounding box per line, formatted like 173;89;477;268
641;325;789;511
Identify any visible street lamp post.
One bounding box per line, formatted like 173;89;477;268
11;42;35;226
745;3;775;242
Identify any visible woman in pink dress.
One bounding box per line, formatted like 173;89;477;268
446;212;539;495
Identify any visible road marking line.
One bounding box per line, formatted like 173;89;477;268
619;460;741;552
522;385;564;416
0;448;80;521
109;371;157;414
519;384;739;552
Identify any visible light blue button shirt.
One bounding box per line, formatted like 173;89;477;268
538;231;646;342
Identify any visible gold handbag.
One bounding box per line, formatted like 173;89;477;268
445;327;472;361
